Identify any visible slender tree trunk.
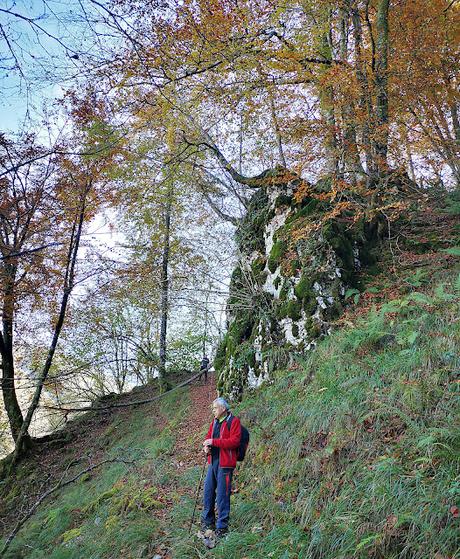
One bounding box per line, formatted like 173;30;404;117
340;2;364;183
450;102;460;145
352;3;375;181
406;142;416;184
320;28;340;177
238;113;244;174
159;186;172;386
449;101;460;188
323;106;339;177
374;0;390;176
1;351;27;444
202;287;210;357
0;265;31;448
267;86;287;168
399;123;417;183
9;183;88;469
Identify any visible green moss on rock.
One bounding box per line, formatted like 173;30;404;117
251;257;266;277
302;296;318;316
304;317;321;338
278;299;302;321
323;221;355;282
274;194;293;208
324;300;343;320
233;341;256;369
235;189;270;253
315;176;332;192
290;259;301;275
229;266;244;292
228;316;253;346
219;172;382;396
214;333;228;373
294;274;315;300
284;199;323;230
268;239;287;273
279;280;290;301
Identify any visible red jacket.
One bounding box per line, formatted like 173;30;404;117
205;414;241;469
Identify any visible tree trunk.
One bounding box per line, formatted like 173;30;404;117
340;2;365;183
202;287;210;357
449;101;460;188
1;352;27;445
267;86;287;168
0;265;31;449
374;0;390;176
319;28;340;177
352;2;375;181
159;186;172;387
450;101;460;144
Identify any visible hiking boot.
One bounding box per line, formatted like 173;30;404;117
215;528;228;539
200;521;215;532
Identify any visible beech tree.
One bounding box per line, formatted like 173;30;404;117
88;0;458;197
114;159;215;385
2;0;457;456
0;133;66;449
0;91;123;464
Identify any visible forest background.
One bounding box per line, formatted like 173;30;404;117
0;0;458;474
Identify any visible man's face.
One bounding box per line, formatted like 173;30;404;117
212;402;226;419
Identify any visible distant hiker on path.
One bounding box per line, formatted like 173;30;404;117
198;355;210;382
201;397;241;540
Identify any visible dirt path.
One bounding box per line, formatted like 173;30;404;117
151;375;217;558
171;373;217;471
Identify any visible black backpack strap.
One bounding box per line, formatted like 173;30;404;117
226;414;234;431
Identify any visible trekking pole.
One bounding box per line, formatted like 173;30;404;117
189;455;208;534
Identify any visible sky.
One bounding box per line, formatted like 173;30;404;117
0;0;104;134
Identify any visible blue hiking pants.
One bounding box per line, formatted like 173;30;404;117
202;459;233;529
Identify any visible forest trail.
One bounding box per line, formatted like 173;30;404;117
172;373;217;470
151;374;218;557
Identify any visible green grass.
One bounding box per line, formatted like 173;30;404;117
1;387;191;559
224;270;460;559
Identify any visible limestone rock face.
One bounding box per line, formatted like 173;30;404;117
215;170;373;398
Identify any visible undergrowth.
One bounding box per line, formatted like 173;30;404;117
0;388;190;559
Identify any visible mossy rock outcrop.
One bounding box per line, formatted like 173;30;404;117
216;169;378;398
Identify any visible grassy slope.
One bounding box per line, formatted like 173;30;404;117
1;199;460;559
230;267;460;559
0;387;204;558
2;266;459;559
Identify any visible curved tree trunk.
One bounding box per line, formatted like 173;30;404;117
9;182;88;470
1;352;28;445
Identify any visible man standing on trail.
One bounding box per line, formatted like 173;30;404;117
201;397;241;540
198;355;210;382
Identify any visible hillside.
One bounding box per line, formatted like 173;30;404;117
0;374;218;558
1;1;459;557
1;197;459;559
